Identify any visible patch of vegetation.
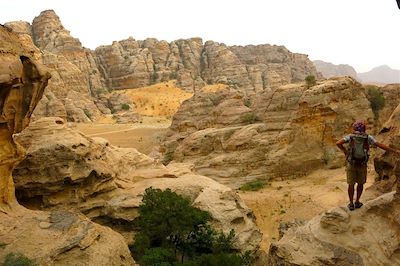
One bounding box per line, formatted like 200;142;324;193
121;103;130;110
365;85;385;114
130;188;252;266
151;72;159;84
243;98;251;108
162;151;174;165
96;88;108;95
83;109;92;119
241;113;257;124
2;253;36;266
305;75;316;88
169;71;178;80
239;180;267;191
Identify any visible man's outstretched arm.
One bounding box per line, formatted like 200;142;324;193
375;141;400;155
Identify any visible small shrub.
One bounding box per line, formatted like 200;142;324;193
151;72;159;83
241;113;257;124
121;103;130;110
365;85;385;113
243;98;251;107
3;253;36;266
96;88;108;95
239;180;267;191
83;109;92;119
169;71;178;80
305;75;316;88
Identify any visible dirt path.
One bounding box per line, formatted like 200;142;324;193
75;118;170;155
239;165;376;250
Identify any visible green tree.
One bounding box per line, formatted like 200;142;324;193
365;85;385;114
121;103;130;110
305;75;316;88
132;188;252;265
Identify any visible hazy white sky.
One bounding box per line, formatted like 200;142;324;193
2;0;399;72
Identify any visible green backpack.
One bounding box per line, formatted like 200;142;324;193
348;133;370;165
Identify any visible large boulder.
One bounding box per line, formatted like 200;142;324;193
268;191;400;265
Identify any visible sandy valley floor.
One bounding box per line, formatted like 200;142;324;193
75;119;377;250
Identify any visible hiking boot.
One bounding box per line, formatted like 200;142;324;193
354;202;363;209
348;203;355;211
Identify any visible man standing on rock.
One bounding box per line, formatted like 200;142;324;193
336;120;400;211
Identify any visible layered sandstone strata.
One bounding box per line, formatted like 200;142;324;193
6;10;322;122
161;77;399;187
0;25;134;265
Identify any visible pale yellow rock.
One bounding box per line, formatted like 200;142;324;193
0;24;135;265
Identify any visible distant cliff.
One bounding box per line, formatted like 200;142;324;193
358;65;400;84
6;10;321;122
313;60;357;79
314;60;400;84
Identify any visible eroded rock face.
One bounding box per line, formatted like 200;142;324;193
0;209;134;266
372;93;400;193
95;38;321;93
161;77;398;187
0;25;135;266
5;10;321;122
0;24;50;210
268;192;400;265
13;117;262;252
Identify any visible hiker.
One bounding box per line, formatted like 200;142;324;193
336;120;400;211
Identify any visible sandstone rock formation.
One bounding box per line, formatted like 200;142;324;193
6;10;321;122
161;77;400;187
13;117;262;252
313;60;358;79
268;191;400;265
0;25;49;211
0;24;134;266
372;91;400;193
95;38;322;93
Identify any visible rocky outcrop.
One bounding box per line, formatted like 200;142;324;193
313;60;358;79
95;38;322;93
161;77;400;187
0;25;135;265
5;11;140;123
5;16;102;122
1;209;134;266
268;191;400;265
372;91;400;193
358;65;400;84
0;24;49;211
5;10;321;121
13;117;262;252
